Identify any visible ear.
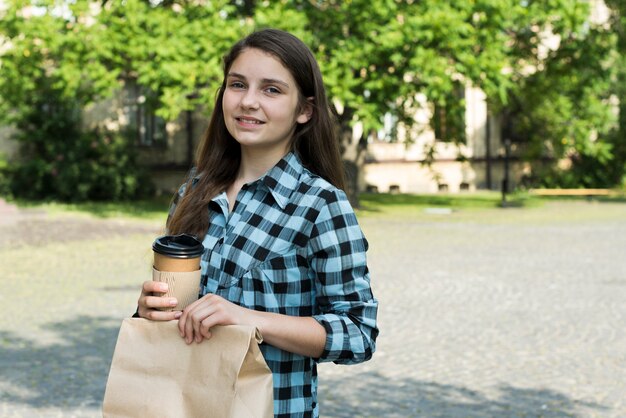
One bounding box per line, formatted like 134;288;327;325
296;97;314;124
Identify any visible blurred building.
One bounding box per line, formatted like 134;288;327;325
361;87;520;194
361;0;611;195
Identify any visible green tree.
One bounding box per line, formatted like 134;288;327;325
95;0;247;120
0;0;148;200
501;0;620;188
252;1;622;194
0;0;246;200
2;0;622;201
249;0;519;200
0;1;117;124
604;0;626;187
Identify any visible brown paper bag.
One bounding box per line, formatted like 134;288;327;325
102;318;273;418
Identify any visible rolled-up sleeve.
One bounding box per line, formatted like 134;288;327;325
310;189;379;364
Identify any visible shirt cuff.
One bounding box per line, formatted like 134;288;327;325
313;313;375;365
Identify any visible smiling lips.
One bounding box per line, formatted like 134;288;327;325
236;116;265;125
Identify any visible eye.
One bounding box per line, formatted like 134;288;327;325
228;81;246;90
264;86;281;95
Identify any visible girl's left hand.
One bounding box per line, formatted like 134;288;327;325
178;294;252;344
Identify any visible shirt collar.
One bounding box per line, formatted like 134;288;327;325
260;152;303;209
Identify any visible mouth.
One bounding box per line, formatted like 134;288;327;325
235;116;265;125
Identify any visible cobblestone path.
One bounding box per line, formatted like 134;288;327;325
1;200;625;417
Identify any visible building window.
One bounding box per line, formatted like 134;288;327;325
123;80;167;147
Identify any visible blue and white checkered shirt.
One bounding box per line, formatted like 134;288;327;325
169;152;378;418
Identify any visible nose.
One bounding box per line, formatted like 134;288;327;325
240;89;259;110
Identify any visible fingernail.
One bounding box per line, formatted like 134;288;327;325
174;312;182;319
169;299;178;306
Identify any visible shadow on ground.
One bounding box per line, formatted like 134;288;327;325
320;371;608;418
0;316;610;417
0;315;121;409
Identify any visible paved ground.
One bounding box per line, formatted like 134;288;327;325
0;199;625;417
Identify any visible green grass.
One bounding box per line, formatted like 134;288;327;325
13;195;172;223
354;191;626;225
357;191;540;216
8;190;623;223
532;194;626;204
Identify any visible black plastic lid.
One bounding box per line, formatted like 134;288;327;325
152;234;204;259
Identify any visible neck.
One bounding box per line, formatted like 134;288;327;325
237;146;290;183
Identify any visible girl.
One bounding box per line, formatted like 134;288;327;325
137;28;378;418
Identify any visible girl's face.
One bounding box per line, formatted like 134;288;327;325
222;48;311;159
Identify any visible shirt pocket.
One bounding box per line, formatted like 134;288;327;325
240;250;315;316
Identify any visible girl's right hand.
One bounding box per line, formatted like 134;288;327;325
137;281;182;321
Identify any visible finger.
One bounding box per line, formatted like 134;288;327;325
184;305;197;344
178;310;187;337
192;302;220;342
179;295;211;341
199;317;216;339
140;295;178;310
178;297;202;338
143;280;168;293
185;304;216;344
191;309;205;343
189;306;212;344
140;309;182;321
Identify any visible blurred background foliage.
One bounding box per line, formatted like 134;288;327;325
0;0;624;201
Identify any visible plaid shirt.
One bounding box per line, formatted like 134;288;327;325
169;152;378;418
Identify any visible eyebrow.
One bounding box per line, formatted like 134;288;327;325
227;72;290;89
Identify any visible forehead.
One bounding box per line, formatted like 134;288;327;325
228;48;294;82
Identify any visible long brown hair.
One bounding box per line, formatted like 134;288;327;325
167;29;345;238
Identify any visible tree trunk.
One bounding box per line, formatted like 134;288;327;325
337;107;367;209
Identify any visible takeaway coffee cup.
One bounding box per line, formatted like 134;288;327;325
152;234;204;311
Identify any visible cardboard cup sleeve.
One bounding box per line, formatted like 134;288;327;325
152;267;201;311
